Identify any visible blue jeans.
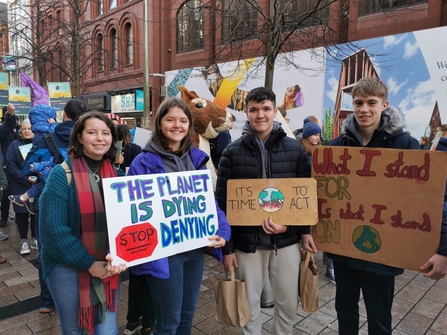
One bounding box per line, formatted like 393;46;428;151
147;248;204;335
46;264;120;335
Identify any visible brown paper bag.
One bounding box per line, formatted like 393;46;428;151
212;269;252;327
299;251;319;313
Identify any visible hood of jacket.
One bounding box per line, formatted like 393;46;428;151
342;105;406;141
53;120;76;144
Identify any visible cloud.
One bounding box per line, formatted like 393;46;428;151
383;35;405;49
403;41;419;59
387;77;406;96
398;79;435;139
325;72;338;104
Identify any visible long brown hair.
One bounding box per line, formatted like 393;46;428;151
300;137;313;156
150;97;194;155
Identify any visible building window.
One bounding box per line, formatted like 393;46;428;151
97;34;104;71
125;23;133;64
222;0;257;44
177;0;204;53
111;28;118;68
98;0;104;15
279;0;330;28
56;10;62;35
40;19;45;42
110;0;116;10
48;15;53;37
58;49;63;81
359;0;427;16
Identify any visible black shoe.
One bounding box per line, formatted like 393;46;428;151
25;201;35;215
8;195;25;207
141;327;154;335
0;219;6;227
124;321;141;335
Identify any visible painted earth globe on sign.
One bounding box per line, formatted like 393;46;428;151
352;225;381;253
258;187;284;213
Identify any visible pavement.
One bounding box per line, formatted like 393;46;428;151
1;215;447;335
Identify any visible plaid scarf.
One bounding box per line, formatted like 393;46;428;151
71;155;120;335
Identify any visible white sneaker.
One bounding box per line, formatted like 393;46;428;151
20;241;31;255
31;239;38;250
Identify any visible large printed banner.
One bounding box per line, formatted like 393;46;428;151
311;147;447;271
48;82;71;121
8;86;31;114
0;72;8;107
103;170;218;267
226;178;318;226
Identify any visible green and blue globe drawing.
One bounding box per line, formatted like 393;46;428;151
258;187;284;213
352;226;381;253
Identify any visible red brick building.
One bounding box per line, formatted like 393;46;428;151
32;0;446;125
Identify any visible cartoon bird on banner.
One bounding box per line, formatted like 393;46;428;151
178;85;232;190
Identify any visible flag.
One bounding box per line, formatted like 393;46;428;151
20;72;49;106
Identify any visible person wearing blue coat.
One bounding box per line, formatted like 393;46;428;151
128;97;231;335
5;119;36;255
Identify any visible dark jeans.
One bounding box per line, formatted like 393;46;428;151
16;212;35;240
34;210;54;306
127;271;155;328
1;187;10;221
147;248;204;335
334;261;395;335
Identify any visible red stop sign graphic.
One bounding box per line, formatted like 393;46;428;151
116;222;158;262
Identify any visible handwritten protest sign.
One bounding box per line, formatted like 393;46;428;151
226;178;318;226
311;146;447;271
103;170;218;267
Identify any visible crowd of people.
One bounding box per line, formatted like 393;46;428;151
0;77;446;335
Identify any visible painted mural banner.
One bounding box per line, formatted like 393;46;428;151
226;178;318;226
311;146;447;272
103;170;219;267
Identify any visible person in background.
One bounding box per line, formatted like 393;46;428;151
111;118;119;126
0;103;19;228
217;87;317;335
9;104;58;215
0;150;8;248
5;119;36;255
128;97;231;335
39;112;126;334
209;113;236;169
116;123;142;173
299;117;335;284
420;124;447;280
329;77;420;334
22;99;88;314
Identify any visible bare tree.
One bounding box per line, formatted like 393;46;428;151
174;0;430;89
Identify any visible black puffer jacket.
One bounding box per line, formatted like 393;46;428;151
329;106;420;276
216;122;311;255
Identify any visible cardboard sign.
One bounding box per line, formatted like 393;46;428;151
311;146;447;271
103;170;218;267
226;178;318;226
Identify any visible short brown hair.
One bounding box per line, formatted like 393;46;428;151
69;111;117;161
351;77;388;102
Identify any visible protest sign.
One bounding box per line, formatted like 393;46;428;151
226;178;318;226
103;170;218;267
312;146;447;271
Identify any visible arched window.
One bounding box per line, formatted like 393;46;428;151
97;34;104;71
279;0;330;28
125;23;133;64
110;0;117;10
111;28;118;68
177;0;203;53
222;0;257;44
